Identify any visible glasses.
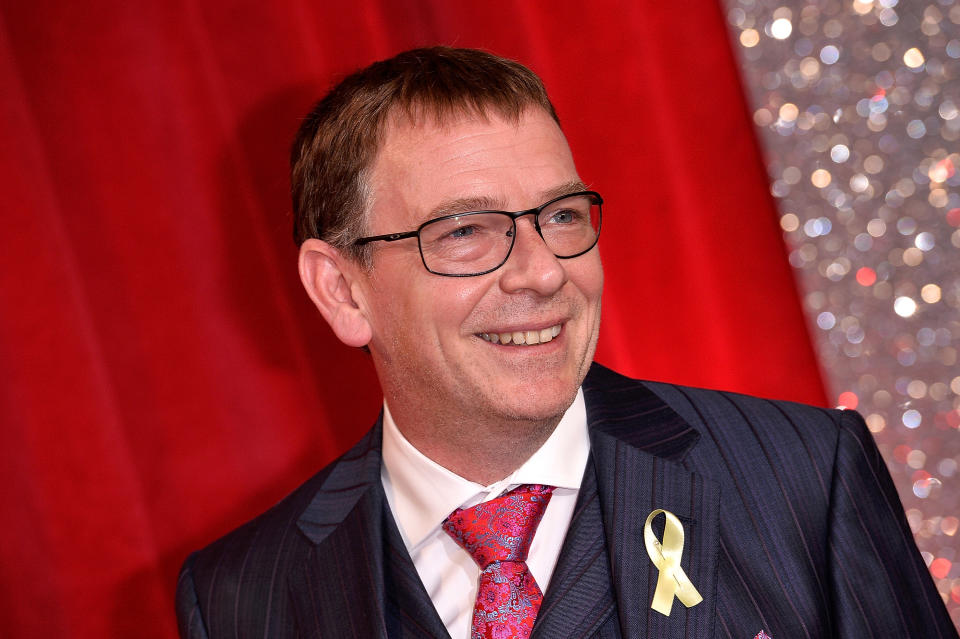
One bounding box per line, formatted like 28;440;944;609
354;191;603;277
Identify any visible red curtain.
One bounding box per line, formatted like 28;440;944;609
0;2;825;636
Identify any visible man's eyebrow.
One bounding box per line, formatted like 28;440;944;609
428;195;505;220
538;180;590;202
426;180;591;220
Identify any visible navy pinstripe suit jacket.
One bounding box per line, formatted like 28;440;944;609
176;363;956;638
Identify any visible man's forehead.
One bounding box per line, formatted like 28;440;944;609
425;180;589;219
373;106;572;183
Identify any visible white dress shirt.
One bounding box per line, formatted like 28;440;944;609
380;389;590;639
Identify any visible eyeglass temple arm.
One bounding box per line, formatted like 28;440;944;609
354;231;419;246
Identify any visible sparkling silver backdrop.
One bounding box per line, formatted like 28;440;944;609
725;0;960;626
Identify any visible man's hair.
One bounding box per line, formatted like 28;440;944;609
290;46;560;261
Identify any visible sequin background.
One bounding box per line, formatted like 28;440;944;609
725;0;960;626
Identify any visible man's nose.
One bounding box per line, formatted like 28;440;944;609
497;217;566;295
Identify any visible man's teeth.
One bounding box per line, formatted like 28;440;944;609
479;324;562;346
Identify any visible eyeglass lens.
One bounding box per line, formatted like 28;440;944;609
418;193;601;276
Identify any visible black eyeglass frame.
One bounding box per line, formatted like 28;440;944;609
353;190;603;277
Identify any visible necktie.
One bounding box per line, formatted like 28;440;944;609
442;484;555;639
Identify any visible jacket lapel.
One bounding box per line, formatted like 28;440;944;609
532;455;617;638
584;363;720;639
289;419;449;639
290;423;390;639
382;507;452;638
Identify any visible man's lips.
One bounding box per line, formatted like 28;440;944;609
477;323;562;346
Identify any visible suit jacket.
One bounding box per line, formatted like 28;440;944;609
176;363;956;638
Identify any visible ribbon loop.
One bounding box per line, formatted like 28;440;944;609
643;508;703;616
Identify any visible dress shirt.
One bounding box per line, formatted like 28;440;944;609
380;389;590;639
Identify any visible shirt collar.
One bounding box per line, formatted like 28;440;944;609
380;388;590;551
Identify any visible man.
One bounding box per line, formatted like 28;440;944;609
176;47;956;638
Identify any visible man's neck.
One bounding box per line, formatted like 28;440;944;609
386;408;562;485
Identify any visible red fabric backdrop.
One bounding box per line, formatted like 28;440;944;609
0;1;826;636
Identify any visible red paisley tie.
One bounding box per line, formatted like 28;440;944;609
442;484;555;639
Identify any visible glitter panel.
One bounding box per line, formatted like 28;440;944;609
726;0;960;626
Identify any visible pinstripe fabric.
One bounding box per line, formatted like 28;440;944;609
638;369;957;639
175;426;386;638
177;363;956;638
531;456;618;638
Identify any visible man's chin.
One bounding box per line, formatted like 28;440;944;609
485;381;580;425
457;346;590;421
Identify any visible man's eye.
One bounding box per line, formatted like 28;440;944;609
445;225;478;239
548;209;576;224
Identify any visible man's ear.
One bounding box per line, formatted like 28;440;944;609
298;239;373;348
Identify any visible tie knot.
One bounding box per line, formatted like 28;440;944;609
442;484;554;569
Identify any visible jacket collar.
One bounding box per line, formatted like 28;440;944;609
582;361;701;461
296;422;384;546
292;420;449;638
290;423;391;638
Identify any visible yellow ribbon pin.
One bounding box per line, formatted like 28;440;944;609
644;508;703;616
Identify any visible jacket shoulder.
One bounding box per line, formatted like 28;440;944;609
176;424;381;636
186;461;332;572
585;361;856;464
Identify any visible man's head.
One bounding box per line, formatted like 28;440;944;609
295;48;602;474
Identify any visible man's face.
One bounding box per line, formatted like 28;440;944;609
355;107;603;429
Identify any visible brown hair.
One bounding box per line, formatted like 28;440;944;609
290;46;560;261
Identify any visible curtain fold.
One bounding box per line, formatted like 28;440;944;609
0;2;825;636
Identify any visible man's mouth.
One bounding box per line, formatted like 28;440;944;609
478;324;562;346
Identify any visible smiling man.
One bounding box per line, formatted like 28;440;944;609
176;48;955;639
